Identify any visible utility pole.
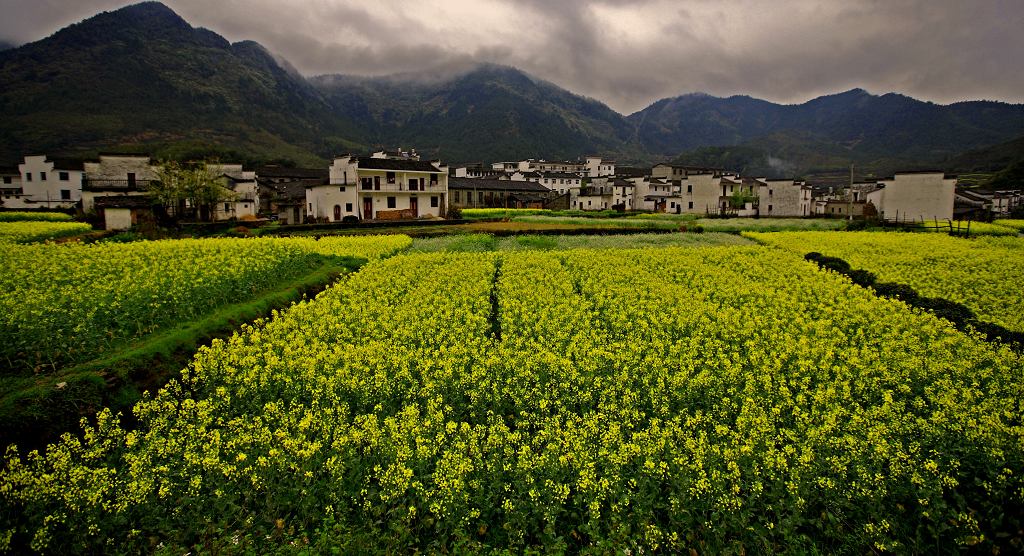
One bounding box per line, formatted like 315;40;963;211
848;163;854;221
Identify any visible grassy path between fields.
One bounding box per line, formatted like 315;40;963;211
0;256;365;452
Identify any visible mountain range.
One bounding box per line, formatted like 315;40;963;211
1;1;1023;180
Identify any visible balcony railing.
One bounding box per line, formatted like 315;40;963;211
83;178;153;192
359;181;443;193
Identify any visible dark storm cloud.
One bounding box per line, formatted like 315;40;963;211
1;0;1022;113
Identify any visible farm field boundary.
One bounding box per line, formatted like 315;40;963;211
3;247;1021;553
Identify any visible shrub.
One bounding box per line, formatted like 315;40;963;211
917;297;975;326
873;282;920;302
847;268;877;287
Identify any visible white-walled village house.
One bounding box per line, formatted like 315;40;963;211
307;156;449;222
5;155;85;209
207;163;259;221
755;178;813;217
867;171;956;221
0;166;26;208
82;154;159;212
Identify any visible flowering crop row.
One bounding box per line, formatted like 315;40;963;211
0;212;72;222
459;208;551;219
2;246;1021;553
993;219;1024;232
285;234;412;259
747;231;1024;332
947;221;1019;236
0;221;93;243
0;236;411;373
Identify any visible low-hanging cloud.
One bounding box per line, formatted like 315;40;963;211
1;0;1022;113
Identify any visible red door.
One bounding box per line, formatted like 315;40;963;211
410;197;419;218
363;197;373;220
333;205;341;221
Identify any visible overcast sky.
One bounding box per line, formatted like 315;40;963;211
1;0;1022;114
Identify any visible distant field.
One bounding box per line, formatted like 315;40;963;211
955;173;996;187
994;219;1024;232
408;231;749;252
0;212;72;222
0;221;93;242
459;208;552;220
512;215;848;232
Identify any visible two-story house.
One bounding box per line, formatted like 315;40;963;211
306;156;449;222
82;154;159;212
12;155;85;209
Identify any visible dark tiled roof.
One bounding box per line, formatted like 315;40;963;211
0;166;19;174
880;171;956;180
611;178;634;187
97;152;152;158
274;179;324;200
257;166;329;179
51;158;85;171
615;166;649;178
95;195;155;209
356;157;442;172
449;177;550;192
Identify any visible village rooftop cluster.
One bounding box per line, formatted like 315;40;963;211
1;149;1020;230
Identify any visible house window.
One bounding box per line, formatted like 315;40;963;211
386;172;396;184
61;190;71;200
127;173;136;187
454;191;460;202
387;196;396;208
339;186;346;192
2;177;10;184
478;192;484;203
768;205;773;212
688;202;693;209
769;189;773;196
430;174;438;185
346;203;353;212
40;172;47;181
59;172;69;181
244;204;249;209
687;185;692;193
25;173;32;182
670;202;676;209
374;176;381;189
309;203;313;211
431;196;439;207
362;177;373;190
